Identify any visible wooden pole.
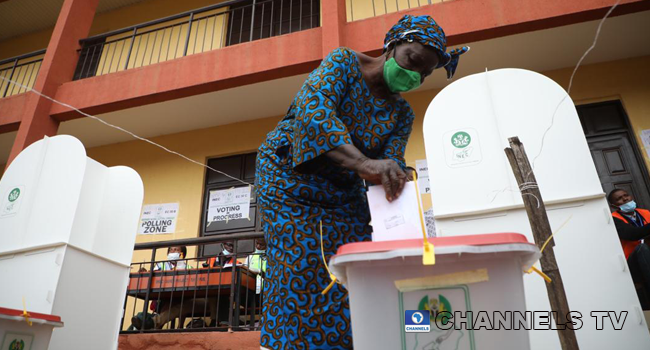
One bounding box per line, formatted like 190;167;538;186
504;136;579;350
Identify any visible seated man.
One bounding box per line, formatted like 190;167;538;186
608;189;650;301
154;245;189;271
132;245;215;329
203;241;239;268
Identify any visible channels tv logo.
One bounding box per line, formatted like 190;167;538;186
405;310;430;332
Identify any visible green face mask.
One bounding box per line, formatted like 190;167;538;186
383;57;421;93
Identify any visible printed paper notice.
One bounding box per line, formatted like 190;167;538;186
207;186;251;223
415;159;430;194
138;203;179;234
641;129;650;159
367;182;424;242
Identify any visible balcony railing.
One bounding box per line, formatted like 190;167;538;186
74;0;320;80
0;49;45;98
346;0;449;22
122;231;265;333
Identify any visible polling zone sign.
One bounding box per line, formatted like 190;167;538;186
138;203;179;234
207;186;251;223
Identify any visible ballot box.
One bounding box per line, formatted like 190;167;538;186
0;307;63;350
0;135;143;350
330;233;540;350
423;68;650;349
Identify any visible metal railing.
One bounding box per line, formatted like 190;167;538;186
74;0;320;80
347;0;449;22
121;231;266;333
0;49;45;98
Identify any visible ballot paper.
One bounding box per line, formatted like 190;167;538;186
367;181;425;241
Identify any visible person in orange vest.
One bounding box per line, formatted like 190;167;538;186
203;241;238;269
608;189;650;298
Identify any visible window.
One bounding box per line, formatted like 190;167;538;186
201;152;260;256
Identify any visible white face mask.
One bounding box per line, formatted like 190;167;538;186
222;249;231;256
254;249;266;254
167;252;181;260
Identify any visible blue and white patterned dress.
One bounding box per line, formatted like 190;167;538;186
256;47;415;349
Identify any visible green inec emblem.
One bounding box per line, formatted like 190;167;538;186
451;131;471;148
9;339;25;350
8;188;20;202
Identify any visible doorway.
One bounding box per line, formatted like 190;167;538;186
577;100;650;208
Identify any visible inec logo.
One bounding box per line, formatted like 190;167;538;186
404;310;430;333
8;188;20;202
9;339;25;350
451;131;471;148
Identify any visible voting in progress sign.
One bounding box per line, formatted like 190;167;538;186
207;186;250;223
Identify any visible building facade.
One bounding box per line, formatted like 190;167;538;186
1;0;650;346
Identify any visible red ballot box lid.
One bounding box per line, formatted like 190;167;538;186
336;232;534;256
0;307;64;327
330;233;540;285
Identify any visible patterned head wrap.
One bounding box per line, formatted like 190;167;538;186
383;15;469;80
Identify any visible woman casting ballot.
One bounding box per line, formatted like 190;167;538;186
255;15;468;349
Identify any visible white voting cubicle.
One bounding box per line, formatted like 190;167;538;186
423;68;650;349
0;135;143;350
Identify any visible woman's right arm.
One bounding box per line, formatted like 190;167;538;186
290;48;407;201
326;144;407;202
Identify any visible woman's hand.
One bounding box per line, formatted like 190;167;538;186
324;144;408;201
355;158;407;202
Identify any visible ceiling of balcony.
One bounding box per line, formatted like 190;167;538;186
0;10;649;166
0;0;147;41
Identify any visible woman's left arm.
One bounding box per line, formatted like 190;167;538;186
379;106;415;173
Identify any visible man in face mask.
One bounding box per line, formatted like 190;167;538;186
608;189;650;303
219;241;235;268
156;245;188;271
139;245;189;272
133;245;196;330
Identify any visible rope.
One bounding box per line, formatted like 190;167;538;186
413;172;435;265
488;0;622;202
525;215;573;283
530;0;622;172
0;75;252;187
320;220;341;295
22;296;32;326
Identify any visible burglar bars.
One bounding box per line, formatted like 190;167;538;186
0;49;45;98
121;232;265;333
73;0;320;80
347;0;445;22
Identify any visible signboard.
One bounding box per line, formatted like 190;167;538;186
128;269;256;292
207;186;251;223
138;203;179;235
415;159;430;194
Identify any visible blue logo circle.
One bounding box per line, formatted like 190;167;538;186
411;312;424;324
